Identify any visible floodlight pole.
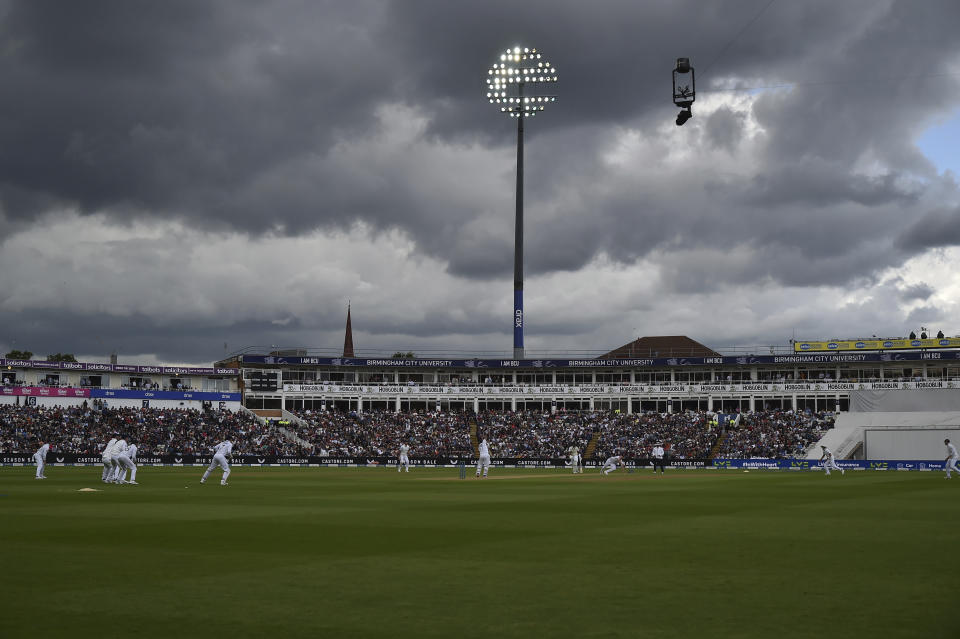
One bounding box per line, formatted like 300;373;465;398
487;46;556;360
514;82;525;360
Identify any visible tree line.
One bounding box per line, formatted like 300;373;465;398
4;350;77;362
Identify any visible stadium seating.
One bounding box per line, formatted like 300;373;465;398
714;410;831;458
0;405;294;455
289;409;473;457
0;403;831;460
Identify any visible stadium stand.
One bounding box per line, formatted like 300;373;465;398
592;411;719;459
0;405;295;455
288;409;474;457
1;403;831;460
472;410;597;458
715;410;831;459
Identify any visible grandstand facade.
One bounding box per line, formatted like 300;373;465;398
221;337;960;415
0;358;241;410
3;336;958;418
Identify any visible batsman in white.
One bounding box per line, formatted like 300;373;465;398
819;445;844;476
108;436;128;483
116;440;138;485
34;442;50;479
945;439;960;479
567;445;582;474
101;436;117;483
476;437;491;479
201;440;233;485
601;455;624;476
398;442;411;472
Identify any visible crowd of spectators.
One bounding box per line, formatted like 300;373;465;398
290;408;826;460
119;380;162;390
592;411;719;459
0;405;293;456
715;410;833;459
473;410;596;458
286;409;596;458
288;409;473;457
1;404;832;460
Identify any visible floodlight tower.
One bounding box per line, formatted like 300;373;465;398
486;46;558;359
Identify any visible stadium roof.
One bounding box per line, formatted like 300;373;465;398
597;336;720;359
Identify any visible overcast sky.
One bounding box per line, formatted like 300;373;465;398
2;0;960;365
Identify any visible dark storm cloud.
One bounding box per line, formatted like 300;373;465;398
704;106;746;153
0;305;498;362
0;0;391;225
897;283;934;302
0;294;553;363
905;305;943;325
3;1;956;249
0;308;263;364
746;162;919;209
896;206;960;251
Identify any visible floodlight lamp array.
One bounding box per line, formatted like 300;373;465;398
485;46;557;118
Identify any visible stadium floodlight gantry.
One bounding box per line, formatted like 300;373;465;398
485;46;558;360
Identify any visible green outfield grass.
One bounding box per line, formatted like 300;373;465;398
2;466;958;638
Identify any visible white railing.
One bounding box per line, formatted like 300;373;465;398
278;380;959;396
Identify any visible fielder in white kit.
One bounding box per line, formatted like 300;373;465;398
108;437;128;483
568;445;582;474
945;439;960;479
108;440;123;482
201;440;233;485
101;436;117;482
819;446;844;476
601;455;624;475
34;442;50;479
398;443;411;472
117;441;138;484
476;437;491;479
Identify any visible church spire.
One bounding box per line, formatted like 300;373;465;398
342;302;355;358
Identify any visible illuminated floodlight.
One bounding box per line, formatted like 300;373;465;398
486;45;557;119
